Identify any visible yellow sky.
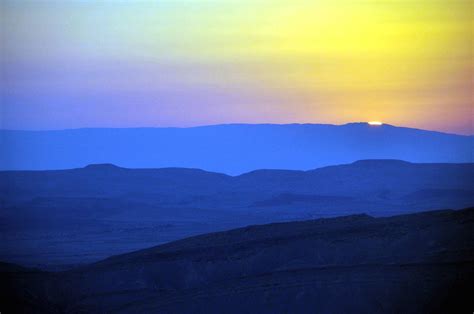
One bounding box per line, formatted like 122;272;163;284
2;0;473;133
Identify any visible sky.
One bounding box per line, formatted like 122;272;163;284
1;0;473;134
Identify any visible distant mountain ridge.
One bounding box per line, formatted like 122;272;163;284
2;123;472;174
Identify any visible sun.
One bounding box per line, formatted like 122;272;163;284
368;121;383;126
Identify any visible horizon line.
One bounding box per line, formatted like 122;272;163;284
1;122;472;137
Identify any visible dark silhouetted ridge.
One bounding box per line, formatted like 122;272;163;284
352;159;413;166
2;208;473;313
83;163;123;170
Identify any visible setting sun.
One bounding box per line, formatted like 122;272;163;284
368;121;383;126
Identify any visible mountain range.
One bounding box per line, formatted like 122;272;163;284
2;123;472;174
1;160;473;268
1;123;473;313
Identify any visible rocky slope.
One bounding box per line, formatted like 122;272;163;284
2;207;473;313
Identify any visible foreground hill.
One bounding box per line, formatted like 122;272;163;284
2;123;472;174
2;208;473;313
1;160;473;267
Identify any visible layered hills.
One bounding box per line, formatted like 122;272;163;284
1;160;473;267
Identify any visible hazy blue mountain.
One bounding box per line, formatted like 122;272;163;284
1;123;472;174
1;160;473;267
2;208;473;313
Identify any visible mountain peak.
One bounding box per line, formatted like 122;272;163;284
83;163;123;170
352;159;412;166
342;122;394;128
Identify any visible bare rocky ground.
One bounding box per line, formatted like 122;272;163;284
1;207;473;313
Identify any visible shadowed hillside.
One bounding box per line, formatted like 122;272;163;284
1;208;473;313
